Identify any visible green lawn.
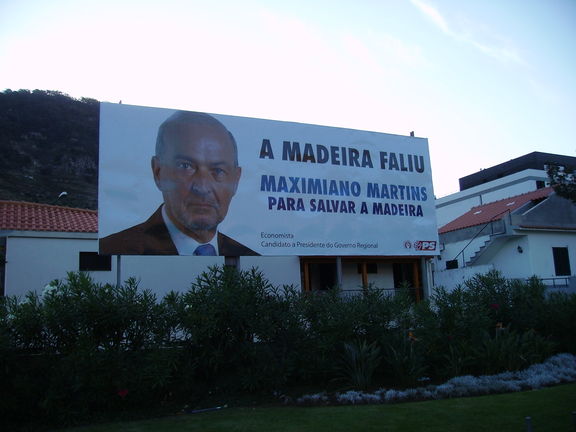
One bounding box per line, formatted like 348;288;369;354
65;384;576;432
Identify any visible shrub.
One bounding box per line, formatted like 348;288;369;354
382;331;428;388
508;276;546;331
1;273;180;427
473;326;555;375
1;268;574;429
430;285;492;343
337;340;382;390
421;271;573;379
176;266;301;393
541;291;576;353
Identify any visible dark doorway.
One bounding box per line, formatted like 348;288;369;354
393;262;414;288
308;262;337;290
393;261;422;301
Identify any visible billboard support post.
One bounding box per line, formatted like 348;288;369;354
225;256;239;270
116;255;121;289
336;257;343;289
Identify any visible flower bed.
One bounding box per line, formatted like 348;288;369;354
295;353;576;406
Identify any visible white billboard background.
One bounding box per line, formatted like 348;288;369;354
99;103;438;256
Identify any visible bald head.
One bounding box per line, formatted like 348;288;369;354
155;111;238;166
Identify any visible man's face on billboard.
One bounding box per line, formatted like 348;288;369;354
152;121;241;242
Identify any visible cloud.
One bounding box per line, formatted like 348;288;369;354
411;0;451;36
410;0;524;65
470;39;523;64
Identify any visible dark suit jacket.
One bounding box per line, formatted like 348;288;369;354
99;206;259;256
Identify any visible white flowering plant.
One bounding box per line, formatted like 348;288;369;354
296;353;576;406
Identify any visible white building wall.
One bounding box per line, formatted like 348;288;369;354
341;262;363;291
119;255;301;298
240;256;301;289
432;264;494;293
5;236;103;296
525;231;576;279
118;255;223;298
433;231;576;292
5;235;302;298
5;233;431;298
489;236;530;279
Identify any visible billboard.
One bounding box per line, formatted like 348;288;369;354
99;102;438;256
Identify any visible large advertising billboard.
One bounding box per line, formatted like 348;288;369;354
99;102;438;256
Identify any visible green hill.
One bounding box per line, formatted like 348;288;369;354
0;89;99;210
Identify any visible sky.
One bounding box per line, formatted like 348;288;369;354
1;0;575;198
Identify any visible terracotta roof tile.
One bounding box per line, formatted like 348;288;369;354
439;187;553;234
0;201;97;233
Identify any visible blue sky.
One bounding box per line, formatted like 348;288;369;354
1;0;575;197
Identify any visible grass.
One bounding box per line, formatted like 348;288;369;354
64;383;576;432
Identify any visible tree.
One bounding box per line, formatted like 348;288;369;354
547;164;576;203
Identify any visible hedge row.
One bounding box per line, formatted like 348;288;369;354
1;268;574;429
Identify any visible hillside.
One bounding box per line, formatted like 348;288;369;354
0;89;99;210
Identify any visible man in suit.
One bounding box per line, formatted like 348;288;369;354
100;111;258;256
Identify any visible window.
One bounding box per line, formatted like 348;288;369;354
552;247;571;276
446;259;458;270
79;252;112;271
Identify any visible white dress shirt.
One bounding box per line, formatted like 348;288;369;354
161;205;219;255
